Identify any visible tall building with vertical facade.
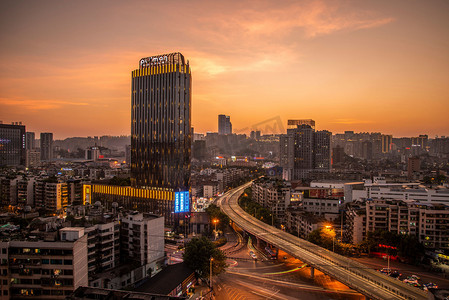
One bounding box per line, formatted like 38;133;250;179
218;114;232;135
83;53;191;226
0;122;26;167
287;119;315;130
132;53;191;223
26;132;35;150
381;134;392;153
280;122;331;181
40;132;53;161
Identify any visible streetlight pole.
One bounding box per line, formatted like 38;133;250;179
340;210;344;241
387;254;390;272
325;225;336;252
210;257;214;294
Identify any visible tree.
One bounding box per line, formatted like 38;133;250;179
307;229;325;245
360;229;425;264
109;176;131;186
307;227;336;251
205;204;229;232
238;188;276;226
183;236;227;279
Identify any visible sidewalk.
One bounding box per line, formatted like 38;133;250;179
190;281;214;300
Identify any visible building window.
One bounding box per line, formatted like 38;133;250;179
50;259;62;265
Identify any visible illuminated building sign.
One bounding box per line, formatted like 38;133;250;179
140;55;168;68
175;191;190;213
83;185;91;205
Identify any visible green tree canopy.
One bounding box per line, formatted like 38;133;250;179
109;176;131;186
205;204;229;231
307;228;334;250
360;230;425;264
183;236;227;278
238;188;277;226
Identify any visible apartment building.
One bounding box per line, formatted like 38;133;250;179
0;228;88;299
84;221;120;277
367;185;449;205
345;198;449;250
120;212;164;267
252;177;291;223
285;210;326;238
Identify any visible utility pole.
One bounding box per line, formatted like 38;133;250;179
341;210;344;241
210;257;214;295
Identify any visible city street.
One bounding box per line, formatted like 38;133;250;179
213;229;364;300
352;257;449;289
218;184;429;300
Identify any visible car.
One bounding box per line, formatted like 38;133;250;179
283;256;288;260
379;268;392;275
403;277;419;285
410;274;420;280
249;251;257;260
423;283;438;290
389;271;401;279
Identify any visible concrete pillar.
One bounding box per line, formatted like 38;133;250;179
275;247;279;258
310;267;315;279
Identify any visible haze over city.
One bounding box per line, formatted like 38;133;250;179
1;0;448;139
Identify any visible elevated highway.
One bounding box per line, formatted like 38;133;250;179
218;183;428;300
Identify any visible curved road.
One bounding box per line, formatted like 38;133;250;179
217;183;428;300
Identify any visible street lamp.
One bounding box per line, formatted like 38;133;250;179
213;219;219;240
325;225;335;252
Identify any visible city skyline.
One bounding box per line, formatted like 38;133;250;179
1;1;449;139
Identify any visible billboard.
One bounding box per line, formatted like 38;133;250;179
175;191;190;213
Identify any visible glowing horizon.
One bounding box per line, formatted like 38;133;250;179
1;1;448;139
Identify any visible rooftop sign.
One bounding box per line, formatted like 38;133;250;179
140;55;168;68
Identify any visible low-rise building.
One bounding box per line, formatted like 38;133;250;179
203;184;218;199
0;228;88;299
285;210;327;238
120;212;164;267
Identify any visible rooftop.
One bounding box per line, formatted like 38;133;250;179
69;286;186;300
136;262;194;295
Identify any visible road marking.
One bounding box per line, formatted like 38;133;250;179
219;185;427;300
250;290;286;300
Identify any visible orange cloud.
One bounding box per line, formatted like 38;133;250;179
0;1;447;138
0;97;89;110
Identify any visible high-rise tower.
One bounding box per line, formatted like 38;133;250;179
131;52;191;191
83;53;192;226
0;122;26;166
40;132;53;161
280;122;331;180
218;114;232;135
131;53;191;220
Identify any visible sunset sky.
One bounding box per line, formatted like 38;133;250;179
1;0;448;139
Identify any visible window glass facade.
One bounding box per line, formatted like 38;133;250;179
0;124;26;166
131;53;191;192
